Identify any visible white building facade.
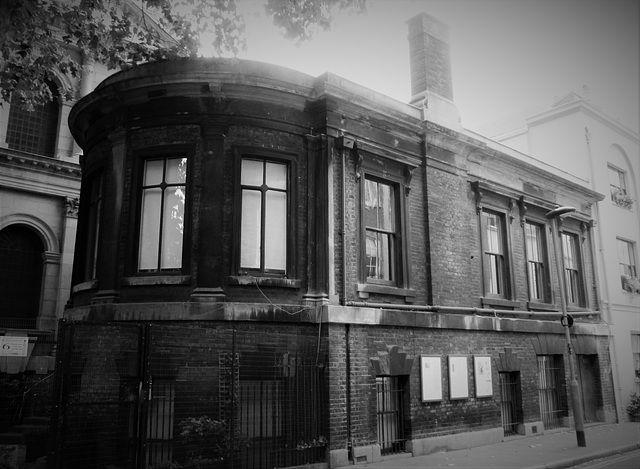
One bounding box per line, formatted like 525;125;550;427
482;89;640;420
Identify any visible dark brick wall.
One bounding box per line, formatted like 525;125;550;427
327;323;615;446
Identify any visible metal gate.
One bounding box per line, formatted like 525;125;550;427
376;376;406;455
537;355;565;430
49;321;327;469
499;372;521;436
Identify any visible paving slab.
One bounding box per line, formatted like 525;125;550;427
362;423;640;468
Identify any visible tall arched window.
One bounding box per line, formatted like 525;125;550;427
6;81;60;157
0;225;44;328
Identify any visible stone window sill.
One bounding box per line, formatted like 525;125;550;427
122;275;191;286
527;301;558;312
228;276;302;289
72;280;99;294
357;283;416;302
481;297;522;310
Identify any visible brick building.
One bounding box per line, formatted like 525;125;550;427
59;13;613;469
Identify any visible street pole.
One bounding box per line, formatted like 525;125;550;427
546;206;586;447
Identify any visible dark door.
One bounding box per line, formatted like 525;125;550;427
577;355;598;422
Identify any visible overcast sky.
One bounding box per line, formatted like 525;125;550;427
229;0;639;133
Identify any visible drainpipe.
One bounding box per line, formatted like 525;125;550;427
336;137;353;460
585;127;623;422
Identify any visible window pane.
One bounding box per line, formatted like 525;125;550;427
485;213;502;253
608;167;624;189
366;235;377;278
364;179;396;233
7;82;59;156
139;188;161;270
241;159;264;186
241;190;262;269
165;157;187;184
528;262;539;298
526;223;541;262
617;239;631;264
144;159;164;186
366;230;392;281
265;191;287;271
487;254;502;294
562;234;576;269
266;162;287;190
160;188;184;269
377;232;392;281
378;183;395;232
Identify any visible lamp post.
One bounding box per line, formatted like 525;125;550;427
546;205;586;447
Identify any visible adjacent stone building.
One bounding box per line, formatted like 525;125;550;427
58;12;613;469
480;86;640;421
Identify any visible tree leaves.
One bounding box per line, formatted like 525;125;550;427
1;0;367;110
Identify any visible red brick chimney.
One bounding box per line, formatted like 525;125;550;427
407;12;461;129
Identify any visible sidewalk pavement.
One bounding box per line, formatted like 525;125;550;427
362;422;640;469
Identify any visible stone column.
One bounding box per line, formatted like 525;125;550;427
55;197;78;318
191;121;227;302
37;251;61;331
303;134;330;306
72;56;95;157
91;128;126;304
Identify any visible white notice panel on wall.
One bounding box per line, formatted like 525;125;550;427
0;336;29;357
474;355;493;397
448;355;469;400
420;356;443;402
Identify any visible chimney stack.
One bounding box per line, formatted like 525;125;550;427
407;13;461;129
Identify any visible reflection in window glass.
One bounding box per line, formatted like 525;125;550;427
84;172;103;280
240;158;287;273
364;178;396;283
617;238;638;291
561;232;582;305
525;222;547;301
608;166;627;198
138;157;187;272
482;210;506;296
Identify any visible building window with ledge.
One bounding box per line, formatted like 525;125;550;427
525;221;550;302
6;81;60;157
481;209;510;298
608;165;633;209
618;238;639;293
357;156;413;301
239;157;288;275
364;177;398;284
631;334;640;381
138;156;187;272
561;232;585;306
80;171;103;281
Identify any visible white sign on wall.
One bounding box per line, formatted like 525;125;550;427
0;336;29;357
474;355;493;397
448;355;469;400
420;355;443;402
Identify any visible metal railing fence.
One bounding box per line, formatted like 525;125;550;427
49;321;328;469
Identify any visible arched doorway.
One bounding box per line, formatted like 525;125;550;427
0;224;44;328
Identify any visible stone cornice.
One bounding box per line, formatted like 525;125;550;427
0;147;81;197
